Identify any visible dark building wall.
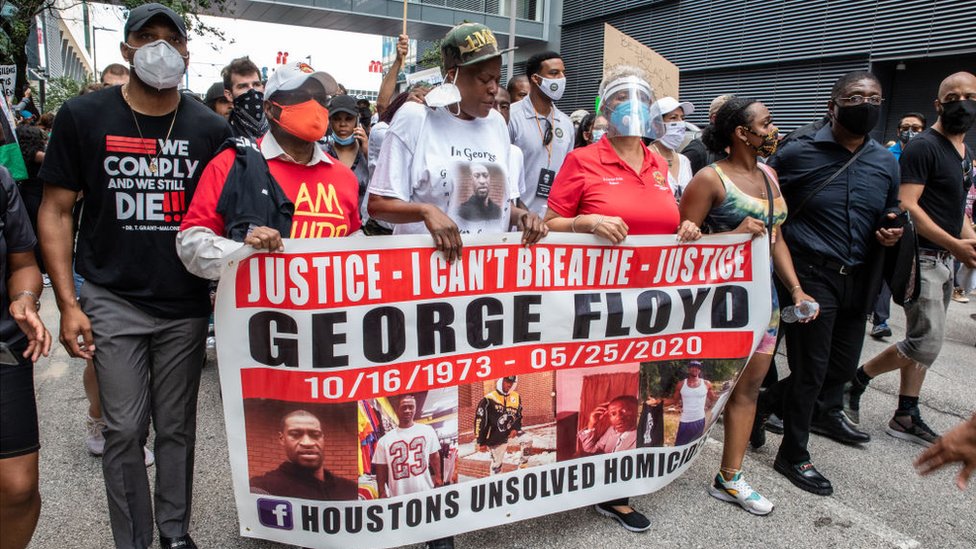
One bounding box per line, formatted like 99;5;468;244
559;0;976;142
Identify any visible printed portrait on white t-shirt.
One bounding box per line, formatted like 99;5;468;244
451;161;510;233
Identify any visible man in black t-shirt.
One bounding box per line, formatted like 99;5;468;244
849;71;976;448
37;5;230;549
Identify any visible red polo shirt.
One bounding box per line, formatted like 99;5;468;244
547;136;679;235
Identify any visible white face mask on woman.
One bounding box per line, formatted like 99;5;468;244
128;40;188;90
659;122;687;150
424;69;462;107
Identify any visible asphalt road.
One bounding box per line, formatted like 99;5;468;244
27;292;976;549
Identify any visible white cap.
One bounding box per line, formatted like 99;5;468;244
570;109;589;125
264;62;339;99
654;96;695;118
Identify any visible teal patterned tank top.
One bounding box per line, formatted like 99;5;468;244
704;163;788;233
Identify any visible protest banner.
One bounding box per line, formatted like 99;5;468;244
603;24;679;99
405;67;444;88
214;233;770;548
0;65;15;101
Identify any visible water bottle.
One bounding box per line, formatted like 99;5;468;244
781;300;819;323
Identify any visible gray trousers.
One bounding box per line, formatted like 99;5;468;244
80;282;207;549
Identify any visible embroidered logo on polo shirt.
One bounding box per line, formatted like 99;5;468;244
653;170;668;190
554;127;564;139
603;176;624;185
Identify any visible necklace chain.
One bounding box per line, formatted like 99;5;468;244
653;143;674;167
122;85;180;174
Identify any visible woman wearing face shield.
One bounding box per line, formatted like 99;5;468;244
650;97;695;203
677;97;817;516
544;65;677;532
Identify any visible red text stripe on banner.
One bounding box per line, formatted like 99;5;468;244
239;331;754;403
235;243;754;311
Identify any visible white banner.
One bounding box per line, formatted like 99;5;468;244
215;232;771;548
0;65;16;100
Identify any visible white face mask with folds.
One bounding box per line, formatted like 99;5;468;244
659;122;687;150
424;69;462;108
128;40;188;90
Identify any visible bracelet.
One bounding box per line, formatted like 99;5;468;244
591;215;605;234
11;290;40;311
789;284;802;295
571;215;582;233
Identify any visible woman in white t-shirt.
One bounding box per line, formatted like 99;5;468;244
650;96;695;203
368;23;546;261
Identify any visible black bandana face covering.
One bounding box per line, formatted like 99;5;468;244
230;88;269;139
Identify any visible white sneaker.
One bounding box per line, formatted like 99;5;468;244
85;416;155;467
42;274;52;288
85;415;106;456
707;471;774;516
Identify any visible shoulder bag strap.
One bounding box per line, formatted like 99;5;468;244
757;167;775;233
790;144;870;220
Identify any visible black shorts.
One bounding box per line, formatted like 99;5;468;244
0;345;39;459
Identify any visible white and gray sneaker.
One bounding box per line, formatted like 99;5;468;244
85;415;107;456
708;471;774;516
85;415;155;467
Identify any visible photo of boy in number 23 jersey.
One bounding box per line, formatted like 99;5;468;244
372;394;443;497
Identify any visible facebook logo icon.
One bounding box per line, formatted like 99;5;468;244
257;498;293;530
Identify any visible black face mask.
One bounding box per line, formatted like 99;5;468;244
939;99;976;135
898;129;919;145
834;103;881;136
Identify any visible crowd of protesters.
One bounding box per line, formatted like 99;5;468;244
1;3;975;549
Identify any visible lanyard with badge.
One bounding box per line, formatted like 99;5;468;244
533;107;556;199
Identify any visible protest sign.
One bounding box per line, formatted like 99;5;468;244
603;24;679;99
215;233;770;548
0;65;15;101
405;67;444;88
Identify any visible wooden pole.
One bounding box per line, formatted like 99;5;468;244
402;0;408;36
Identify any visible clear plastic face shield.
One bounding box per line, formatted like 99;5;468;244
600;76;664;140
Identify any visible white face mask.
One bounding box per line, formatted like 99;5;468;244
128;40;187;90
590;129;606;143
424;69;461;108
537;76;566;102
659;122;687;150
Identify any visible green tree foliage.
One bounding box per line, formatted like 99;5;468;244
640;358;743;398
417;39;443;70
1;1;230;103
43;75;90;113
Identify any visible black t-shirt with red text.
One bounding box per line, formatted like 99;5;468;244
39;86;232;318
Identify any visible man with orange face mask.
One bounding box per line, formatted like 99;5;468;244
178;62;362;279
